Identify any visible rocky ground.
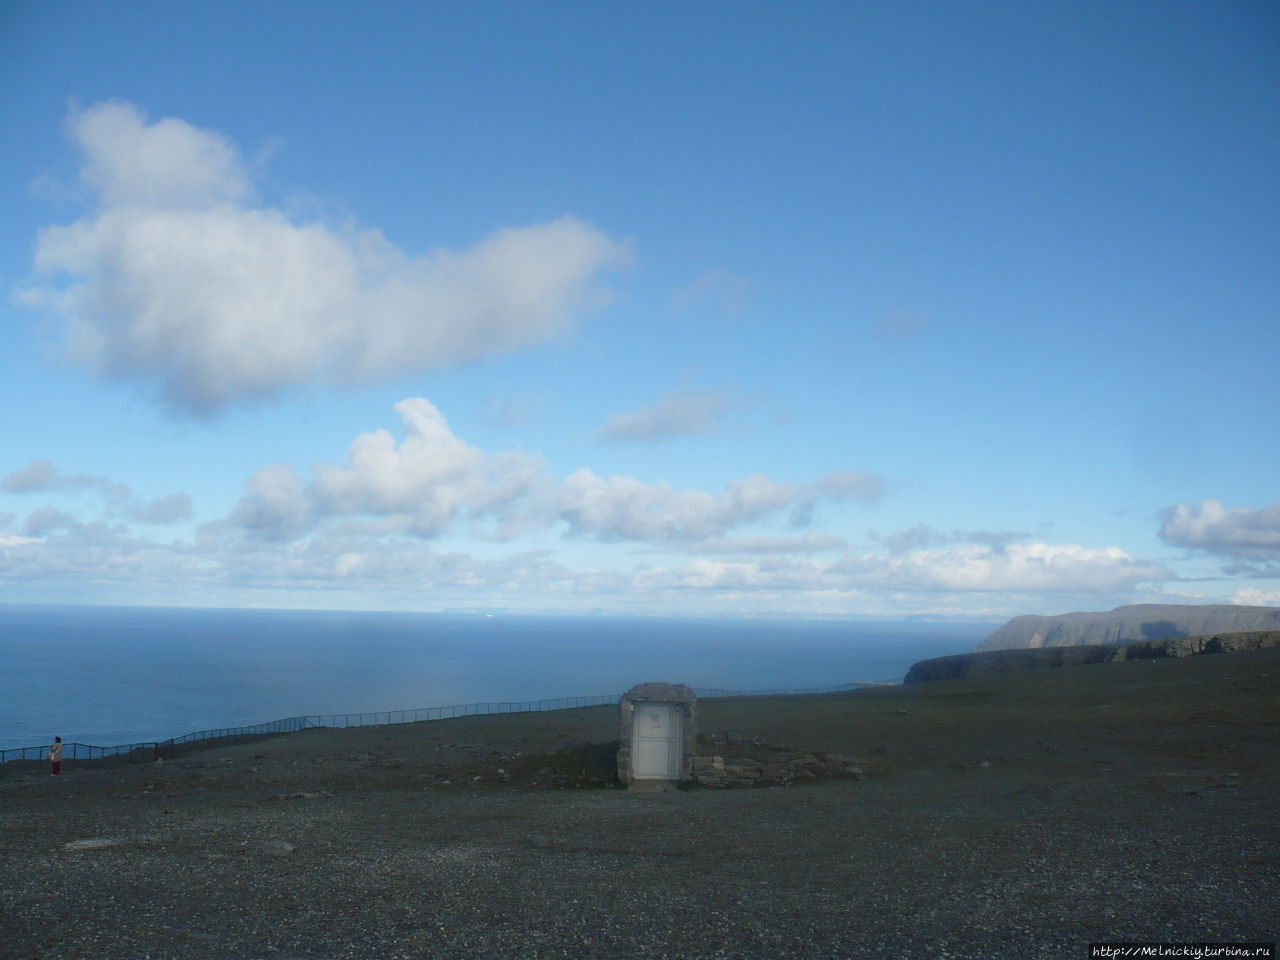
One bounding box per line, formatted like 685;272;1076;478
2;648;1278;959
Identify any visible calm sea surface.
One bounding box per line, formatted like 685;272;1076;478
0;605;996;750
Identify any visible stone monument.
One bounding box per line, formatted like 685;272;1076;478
616;682;697;790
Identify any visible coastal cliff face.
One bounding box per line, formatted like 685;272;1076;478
904;630;1280;684
978;603;1280;652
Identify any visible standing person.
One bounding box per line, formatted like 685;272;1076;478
50;736;62;776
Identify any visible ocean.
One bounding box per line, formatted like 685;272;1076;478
0;604;996;751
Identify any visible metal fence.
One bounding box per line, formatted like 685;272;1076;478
0;681;890;767
0;715;316;766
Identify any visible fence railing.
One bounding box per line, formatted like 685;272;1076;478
0;681;891;767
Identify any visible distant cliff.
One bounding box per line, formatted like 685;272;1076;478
904;630;1280;685
978;604;1280;652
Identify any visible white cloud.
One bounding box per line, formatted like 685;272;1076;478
632;557;824;592
784;470;885;528
558;470;784;541
595;388;737;442
224;398;878;546
1231;588;1280;606
310;397;544;539
1;458;114;494
2;459;60;492
1159;499;1280;558
22;101;629;414
125;493;193;525
23;507;86;537
230;399;546;542
2;458;191;526
227;541;572;596
836;542;1173;594
0;491;1183;617
314;399;487;523
0;518;217;594
618;542;1170;598
875;524;1030;555
556;469;875;543
71;100;249;207
229;465;314;542
878;524;948;554
607;541;1173;613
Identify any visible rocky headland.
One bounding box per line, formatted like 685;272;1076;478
905;629;1280;684
978;602;1280;651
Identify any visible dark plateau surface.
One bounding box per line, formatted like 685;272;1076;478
2;647;1277;959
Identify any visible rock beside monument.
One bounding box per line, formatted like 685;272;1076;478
979;603;1280;651
253;839;295;857
63;838;122;852
905;630;1280;684
691;734;864;788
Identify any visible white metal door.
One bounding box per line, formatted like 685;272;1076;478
632;702;682;779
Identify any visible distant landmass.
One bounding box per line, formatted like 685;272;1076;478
906;629;1280;684
978;603;1280;652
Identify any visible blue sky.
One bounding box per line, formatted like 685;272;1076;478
1;0;1277;619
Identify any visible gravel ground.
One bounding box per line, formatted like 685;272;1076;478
2;649;1277;959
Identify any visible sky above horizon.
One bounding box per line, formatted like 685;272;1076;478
1;1;1278;620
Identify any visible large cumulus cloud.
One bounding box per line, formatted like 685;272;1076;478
21;101;629;414
231;398;545;542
